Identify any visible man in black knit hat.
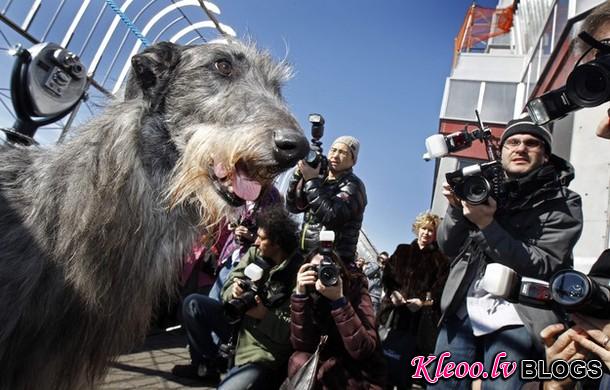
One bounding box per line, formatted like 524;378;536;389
429;117;583;389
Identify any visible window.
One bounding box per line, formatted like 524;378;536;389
480;82;517;123
445;80;481;120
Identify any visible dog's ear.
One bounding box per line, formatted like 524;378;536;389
125;42;182;109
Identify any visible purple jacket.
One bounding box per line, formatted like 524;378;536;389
288;274;386;389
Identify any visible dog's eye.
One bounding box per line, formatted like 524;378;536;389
214;60;233;76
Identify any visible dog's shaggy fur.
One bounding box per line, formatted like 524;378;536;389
0;40;308;390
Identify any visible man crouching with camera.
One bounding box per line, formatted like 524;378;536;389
172;205;302;389
429;117;583;390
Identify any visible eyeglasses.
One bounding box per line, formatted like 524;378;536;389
503;138;544;150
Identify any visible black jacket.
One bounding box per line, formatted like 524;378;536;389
438;155;583;344
286;169;367;264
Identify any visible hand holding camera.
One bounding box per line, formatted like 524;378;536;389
442;181;462;209
234;225;255;245
224;258;270;324
229;217;257;246
295;113;328;180
296;262;317;295
316;274;344;302
568;314;610;370
461;196;496;230
297;160;321;181
296;255;344;299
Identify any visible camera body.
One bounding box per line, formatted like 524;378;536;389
314;255;341;287
224;256;270;324
480;263;610;319
527;32;610;125
446;160;507;205
304;113;328;177
229;217;257;246
308;231;340;287
422;110;505;205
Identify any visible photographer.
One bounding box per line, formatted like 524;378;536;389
208;184;282;302
430;117;583;389
286;135;367;266
525;250;610;390
171;206;302;388
287;248;386;389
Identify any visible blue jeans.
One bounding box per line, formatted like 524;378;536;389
427;314;537;390
182;294;232;365
218;363;282;390
209;259;234;302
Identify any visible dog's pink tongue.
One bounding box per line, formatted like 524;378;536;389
232;170;262;201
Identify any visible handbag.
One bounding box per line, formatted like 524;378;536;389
280;335;328;390
378;308;396;343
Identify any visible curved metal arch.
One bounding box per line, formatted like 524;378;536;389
89;0;136;75
151;15;183;43
100;0;160;85
169;20;235;43
112;0;224;94
184;35;206;46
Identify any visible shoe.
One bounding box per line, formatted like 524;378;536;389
171;363;220;383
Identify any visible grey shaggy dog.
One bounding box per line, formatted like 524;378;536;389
0;39;308;390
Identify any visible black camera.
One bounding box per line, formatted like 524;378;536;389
422;110;506;205
446;160;507;205
309;231;340;287
224;256;270;324
515;271;610;319
229;217;257;246
304;113;328;176
527;32;610;125
481;263;610;319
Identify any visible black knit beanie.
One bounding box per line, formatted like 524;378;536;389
500;117;553;154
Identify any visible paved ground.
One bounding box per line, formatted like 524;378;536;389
99;329;217;390
99;328;426;390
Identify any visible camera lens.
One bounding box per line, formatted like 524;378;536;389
318;264;339;287
550;270;591;307
462;176;491;205
305;150;319;166
566;62;610;107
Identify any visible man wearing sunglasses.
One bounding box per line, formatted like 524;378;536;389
429;117;584;389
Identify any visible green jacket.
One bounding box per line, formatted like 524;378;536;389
221;246;302;368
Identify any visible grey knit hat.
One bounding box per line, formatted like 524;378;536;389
332;136;360;163
500;117;552;154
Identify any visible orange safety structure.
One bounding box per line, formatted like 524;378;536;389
453;2;515;67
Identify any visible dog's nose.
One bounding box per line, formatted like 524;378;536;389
273;128;309;167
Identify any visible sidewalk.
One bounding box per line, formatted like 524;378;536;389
99;329;216;389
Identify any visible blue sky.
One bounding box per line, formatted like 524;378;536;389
216;0;499;253
0;0;499;254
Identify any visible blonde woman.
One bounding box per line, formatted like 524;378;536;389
379;211;449;390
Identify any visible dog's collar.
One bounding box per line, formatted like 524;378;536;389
207;164;245;207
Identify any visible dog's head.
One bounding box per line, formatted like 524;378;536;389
126;40;308;225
